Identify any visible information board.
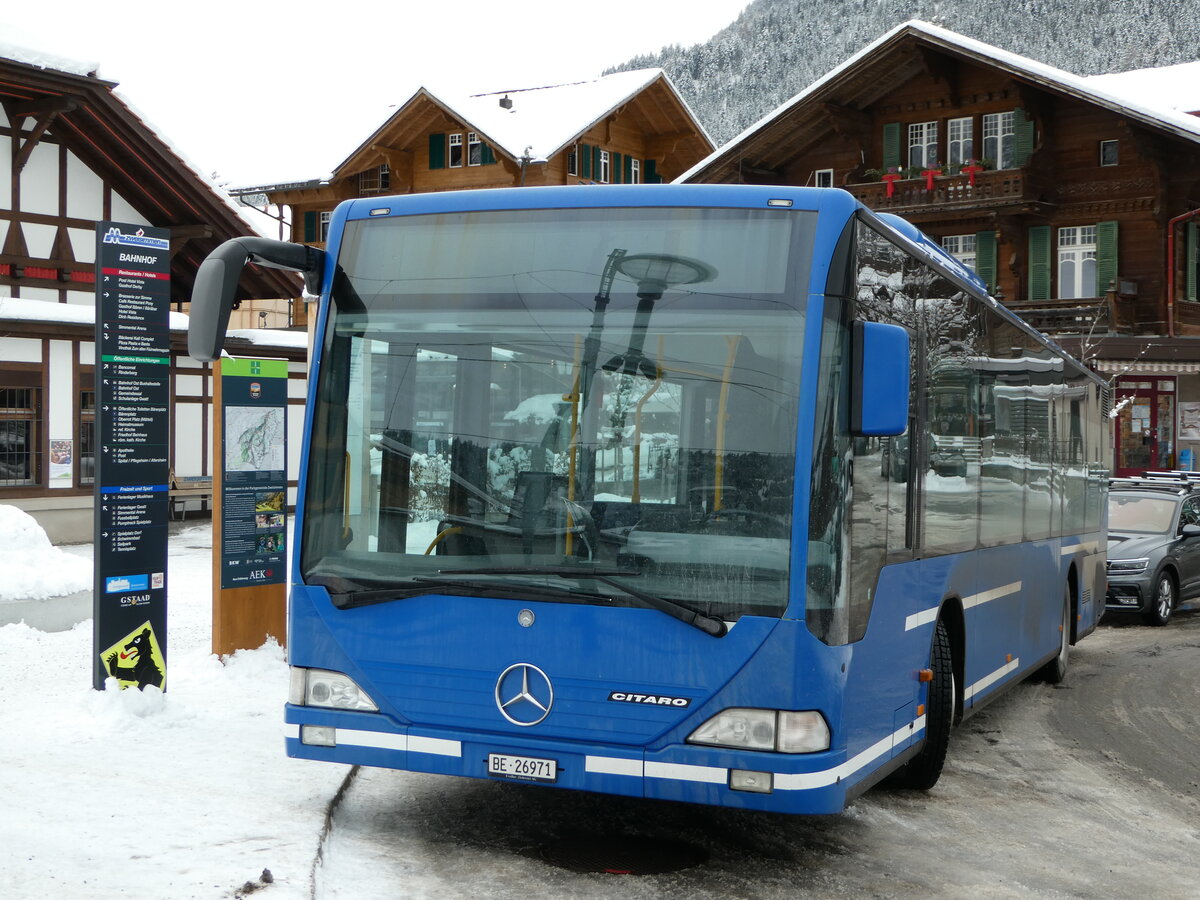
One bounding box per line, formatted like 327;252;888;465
219;358;288;590
93;223;171;691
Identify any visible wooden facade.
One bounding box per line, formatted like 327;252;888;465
683;21;1200;475
0;51;305;540
251;69;714;295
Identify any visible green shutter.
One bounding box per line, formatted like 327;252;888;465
1188;221;1199;302
975;230;997;293
481;143;496;165
581;143;592;178
623;154;633;183
593;146;602;181
429;133;445;170
1013;109;1036;167
882;122;901;170
1028;225;1051;301
612;152;623;183
1095;220;1118;297
644;159;659;183
303;211;316;243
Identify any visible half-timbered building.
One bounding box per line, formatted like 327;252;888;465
682;20;1200;477
1;47;306;540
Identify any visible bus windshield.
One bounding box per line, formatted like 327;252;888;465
301;205;813;622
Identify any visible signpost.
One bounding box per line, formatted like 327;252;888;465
92;223;171;691
213;357;288;654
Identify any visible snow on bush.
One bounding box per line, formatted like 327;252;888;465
0;505;91;601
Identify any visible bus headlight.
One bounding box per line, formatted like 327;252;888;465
688;709;830;753
290;667;378;712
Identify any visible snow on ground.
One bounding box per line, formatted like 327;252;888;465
0;506;91;601
0;522;349;899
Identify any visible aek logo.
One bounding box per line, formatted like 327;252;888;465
250;568;274;579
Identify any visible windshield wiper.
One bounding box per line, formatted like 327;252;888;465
308;569;727;636
450;566;727;637
310;573;618;610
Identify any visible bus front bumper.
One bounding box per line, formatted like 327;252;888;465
284;706;926;815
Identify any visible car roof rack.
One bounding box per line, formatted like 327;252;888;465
1110;472;1200;495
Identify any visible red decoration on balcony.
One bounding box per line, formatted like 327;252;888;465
25;266;58;280
921;168;941;191
961;164;984;187
881;173;903;198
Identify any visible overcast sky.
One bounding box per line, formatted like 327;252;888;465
1;0;749;187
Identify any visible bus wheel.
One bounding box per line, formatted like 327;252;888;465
890;619;953;791
1037;586;1071;684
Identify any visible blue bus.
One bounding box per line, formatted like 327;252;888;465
190;185;1109;814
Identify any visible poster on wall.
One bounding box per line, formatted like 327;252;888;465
48;439;73;488
1180;402;1200;440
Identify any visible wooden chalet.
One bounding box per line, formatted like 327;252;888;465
1;47;306;541
243;68;714;286
682;20;1200;477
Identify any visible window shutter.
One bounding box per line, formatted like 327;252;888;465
1095;220;1118;297
592;146;602;180
644;159;659;183
1013;109;1035;167
612;152;623;183
1188;221;1199;302
303;211;316;243
481;143;496;165
581;143;592;178
429;133;446;170
975;230;997;293
623;155;633;183
1028;225;1051;301
882;122;901;170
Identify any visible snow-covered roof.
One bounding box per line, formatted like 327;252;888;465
332;68;706;177
1083;61;1200;117
0;40;276;241
0;295;304;351
0;39;100;78
680;19;1200;182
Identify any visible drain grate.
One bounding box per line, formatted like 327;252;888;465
534;834;708;875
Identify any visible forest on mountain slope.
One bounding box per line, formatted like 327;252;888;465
608;0;1200;143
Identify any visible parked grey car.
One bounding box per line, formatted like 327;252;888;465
1106;477;1200;625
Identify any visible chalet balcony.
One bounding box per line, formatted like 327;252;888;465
1002;290;1147;338
845;168;1049;214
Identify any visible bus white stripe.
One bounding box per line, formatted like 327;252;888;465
906;581;1023;631
409;735;463;757
645;761;728;784
586;755;644;777
582;717;927;792
963;658;1020;701
905;606;940;631
338;728;410;752
962;581;1021;609
288;726;462;756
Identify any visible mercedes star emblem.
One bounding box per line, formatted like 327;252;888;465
495;663;554;726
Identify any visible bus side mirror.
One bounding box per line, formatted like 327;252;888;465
852;320;909;436
188;237;325;362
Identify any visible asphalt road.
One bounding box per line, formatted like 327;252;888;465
316;608;1200;899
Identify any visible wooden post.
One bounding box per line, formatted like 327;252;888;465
211;358;288;656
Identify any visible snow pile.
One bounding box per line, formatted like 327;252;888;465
0;505;91;601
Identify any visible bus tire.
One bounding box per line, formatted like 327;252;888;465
1037;586;1071;684
890;619;953;791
